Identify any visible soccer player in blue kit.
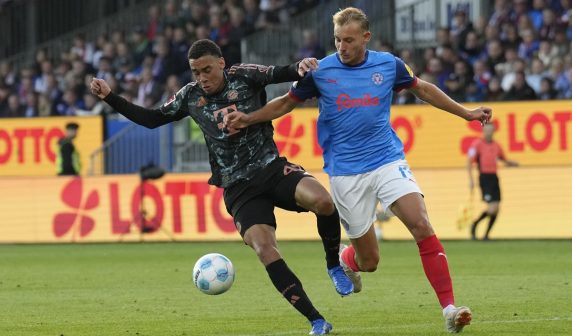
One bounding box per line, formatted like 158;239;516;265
224;7;493;333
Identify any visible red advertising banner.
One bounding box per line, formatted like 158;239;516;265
1;168;571;243
0;116;102;176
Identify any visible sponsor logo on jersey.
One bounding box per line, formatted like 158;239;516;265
327;79;338;84
371;72;383;85
197;96;207;107
227;90;238;100
336;93;380;111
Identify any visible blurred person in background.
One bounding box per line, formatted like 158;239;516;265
538;76;558;99
0;93;24;118
296;29;326;60
468;123;518;240
485;77;505;101
57;122;81;176
503;70;537;100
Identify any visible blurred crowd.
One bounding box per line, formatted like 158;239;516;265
394;0;572;104
1;0;572;118
0;0;320;118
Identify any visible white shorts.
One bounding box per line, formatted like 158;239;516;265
329;159;422;239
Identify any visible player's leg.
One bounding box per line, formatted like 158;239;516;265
330;172;380;293
381;160;471;332
482;174;501;240
272;163;353;296
483;201;499;240
239;200;332;334
391;193;472;333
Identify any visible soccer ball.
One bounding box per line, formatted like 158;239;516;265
192;253;235;295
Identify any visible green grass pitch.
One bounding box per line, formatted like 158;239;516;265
0;240;571;335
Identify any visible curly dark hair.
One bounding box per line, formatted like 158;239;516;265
187;39;222;60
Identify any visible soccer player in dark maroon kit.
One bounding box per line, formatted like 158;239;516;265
91;39;352;335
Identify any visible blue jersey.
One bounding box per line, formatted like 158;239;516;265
289;50;417;176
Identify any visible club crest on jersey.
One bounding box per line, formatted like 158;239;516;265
371;72;383;85
197;96;207;107
227;90;238;100
164;94;176;106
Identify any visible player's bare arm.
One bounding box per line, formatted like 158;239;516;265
467;156;475;191
409;78;492;125
502;159;519;167
224;93;299;129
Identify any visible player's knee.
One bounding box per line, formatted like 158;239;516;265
409;217;434;240
312;194;335;216
358;252;380;272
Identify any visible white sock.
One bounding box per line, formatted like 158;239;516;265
443;304;456;317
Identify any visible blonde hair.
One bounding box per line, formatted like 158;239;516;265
332;7;369;32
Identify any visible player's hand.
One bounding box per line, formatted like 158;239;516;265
297;58;318;77
465;106;492;126
90;78;111;99
223;111;251;129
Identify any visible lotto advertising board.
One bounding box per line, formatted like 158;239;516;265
276;101;572;170
1;167;571;243
0;116;103;176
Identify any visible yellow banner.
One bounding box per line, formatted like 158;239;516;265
1;168;571;243
0;116;102;176
275;101;572;169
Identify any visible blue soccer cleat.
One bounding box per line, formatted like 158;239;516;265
327;265;354;296
309;319;333;335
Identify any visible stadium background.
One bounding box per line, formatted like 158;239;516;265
0;0;571;243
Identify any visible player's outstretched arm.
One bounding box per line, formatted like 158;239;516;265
224;93;299;129
90;78;184;129
409;79;492;125
270;58;318;83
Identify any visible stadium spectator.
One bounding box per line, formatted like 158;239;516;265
22;92;38;117
529;0;547;31
538;39;560;66
539;8;562;40
450;9;473;51
135;67;162;107
0;60;16;87
0;93;24;118
445;61;471;102
504;70;538;100
517;29;540;60
223;7;250;66
539;76;559;99
91;39;353;335
527;58;547;93
57;122;81;176
224;7;493;333
485;76;505;101
130;27;152;68
468;123;519;240
488;0;514;27
37;93;52;117
460;31;483;65
295;30;326;60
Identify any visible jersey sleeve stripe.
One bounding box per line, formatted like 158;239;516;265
393;77;418;92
